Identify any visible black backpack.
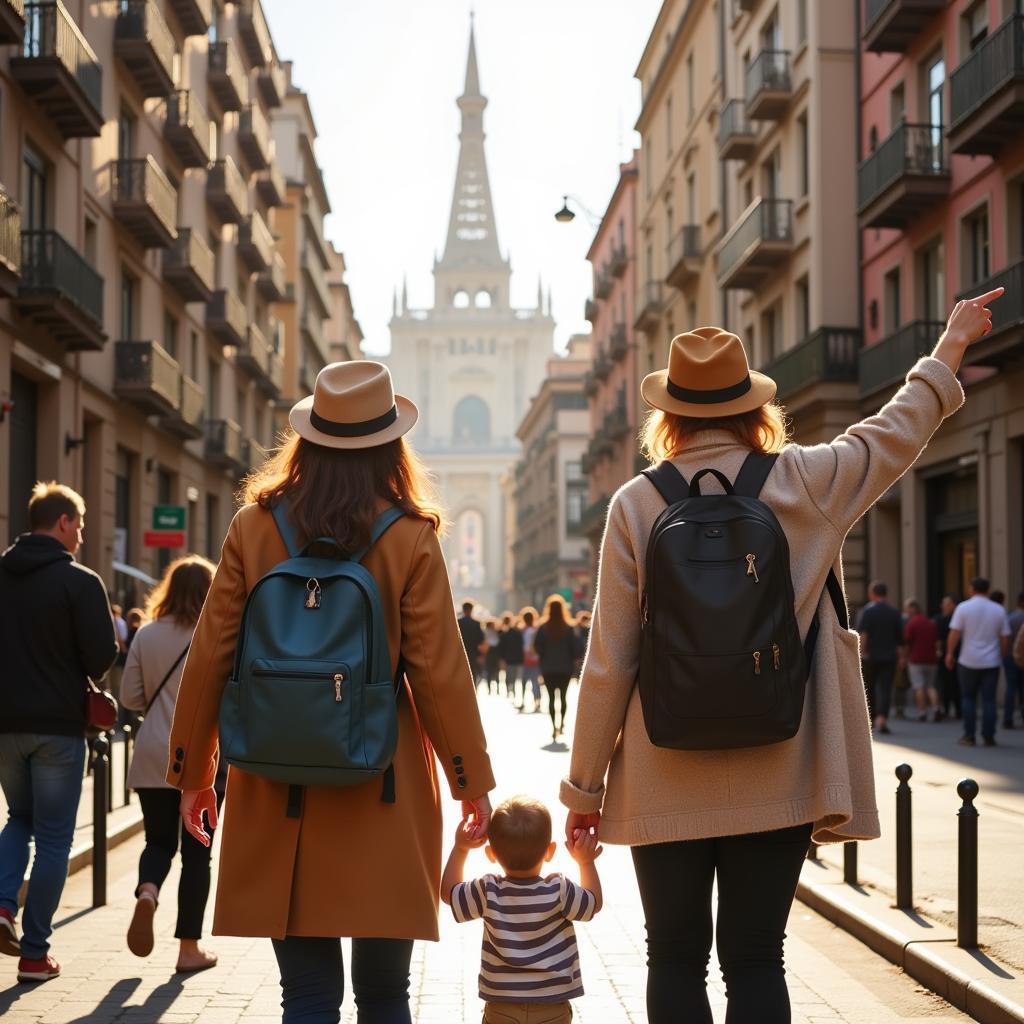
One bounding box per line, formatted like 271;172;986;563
638;451;847;750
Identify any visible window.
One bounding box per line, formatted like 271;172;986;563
797;0;808;45
883;266;902;334
567;491;584;526
118;107;135;160
645;141;653;197
795;276;810;341
687;172;697;224
797;113;809;197
22;144;47;231
687;299;697;329
1010;177;1024;261
762;147;781;199
206;358;219;419
922;50;945;126
453;289;469;309
453;395;491;443
115;447;134;568
474;289;491;309
917;238;944;322
120;269;137;339
566;461;583;482
666;93;673;154
761;12;780;51
84;216;97;264
963;1;988;53
963;206;990;287
205;494;219;559
666;205;674;248
761;302;782;362
235;388;246;432
646;241;654;283
163;310;178;359
156;468;174;573
190;331;199;379
686;53;694;120
889;82;906;129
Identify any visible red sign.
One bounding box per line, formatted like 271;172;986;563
144;530;186;549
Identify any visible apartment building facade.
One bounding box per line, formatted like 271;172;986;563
858;0;1024;610
580;158;639;568
511;338;591;611
0;0;341;607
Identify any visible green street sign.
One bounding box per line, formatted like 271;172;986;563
152;505;186;531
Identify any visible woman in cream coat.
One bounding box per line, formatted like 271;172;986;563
562;290;1002;1024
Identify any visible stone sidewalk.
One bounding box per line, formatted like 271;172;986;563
0;690;974;1022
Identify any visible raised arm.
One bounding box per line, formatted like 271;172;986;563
792;290;1002;537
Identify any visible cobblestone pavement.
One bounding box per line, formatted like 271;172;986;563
1;688;972;1022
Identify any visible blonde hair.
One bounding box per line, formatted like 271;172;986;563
639;403;791;464
488;796;552;871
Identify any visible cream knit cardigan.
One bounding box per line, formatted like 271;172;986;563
560;357;965;846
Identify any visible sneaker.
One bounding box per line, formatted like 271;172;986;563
127;892;157;958
17;954;60;983
958;735;976;746
0;908;19;957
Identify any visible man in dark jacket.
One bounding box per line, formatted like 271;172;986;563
856;580;905;735
457;601;485;686
0;483;118;982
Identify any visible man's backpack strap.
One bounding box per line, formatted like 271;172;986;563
352;507;405;564
642;461;690;505
271;499;303;558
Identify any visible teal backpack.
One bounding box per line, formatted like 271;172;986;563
219;501;405;807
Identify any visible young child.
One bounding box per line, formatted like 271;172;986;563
441;795;603;1023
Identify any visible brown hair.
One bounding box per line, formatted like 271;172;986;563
539;593;574;641
242;433;445;553
145;555;216;627
639;403;790;464
519;606;538;627
488;796;552;871
28;482;85;530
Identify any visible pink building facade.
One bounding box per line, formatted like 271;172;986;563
580;159;639;566
858;0;1024;611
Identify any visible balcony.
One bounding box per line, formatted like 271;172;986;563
257;61;285;108
745;49;790;121
163;228;214;302
114;340;180;417
718;98;756;160
858;320;945;398
1;0;24;44
161;373;204;440
164;89;211;168
205;418;243;473
244;437;270;471
17;230;104;350
583;370;598;397
955;260;1024;369
111;157;177;249
580;496;611;538
260;345;284;396
717;198;792;290
256;161;286;207
762;327;861;403
594;348;611;381
206;156;247;224
302;247;331;317
610;243;628;279
238;102;271;171
634;281;664;332
207;289;247;348
609;322;628;360
11;2;102;138
114;0;175;98
165;0;210;36
238;210;274;274
237;0;272;67
207;39;245;111
606;402;630;441
857;123;949;230
256;251;286;301
863;0;945;54
595;266;613;299
0;188;20;300
584;297;598;323
235;321;271;379
666;224;701;290
948;15;1024;157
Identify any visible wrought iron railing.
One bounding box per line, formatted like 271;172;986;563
164;227;215;292
20;229;103;325
0;188;20;274
718;198;792;280
207;156;247;219
208;288;247;342
954;260;1024;338
950;14;1024;130
763;327;861;401
237;0;272;66
745;49;791;103
667;224;701;270
22;1;101;112
111;157;178;239
115;340;180;408
718;98;753;148
115;0;174;83
205;418;242;464
166;89;211;160
857;123;948;211
179;374;204;429
858;320;945;396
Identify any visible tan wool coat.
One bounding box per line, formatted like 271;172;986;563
166;503;495;940
561;357;965;846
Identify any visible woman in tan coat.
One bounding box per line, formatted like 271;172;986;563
562;290;1002;1024
167;361;495;1023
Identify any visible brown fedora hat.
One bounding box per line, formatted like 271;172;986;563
641;327;776;418
289;360;418;450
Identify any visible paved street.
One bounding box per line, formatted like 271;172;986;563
0;689;975;1022
815;713;1024;972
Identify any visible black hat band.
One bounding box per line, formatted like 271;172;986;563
666;376;752;404
309;404;399;437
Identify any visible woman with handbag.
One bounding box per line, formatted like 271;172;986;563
562;291;1002;1024
534;595;580;742
166;361;495;1024
120;555;219;972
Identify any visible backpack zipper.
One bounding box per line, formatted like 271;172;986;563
334;673;344;701
745;553;759;583
753;651;761;675
772;643;781;670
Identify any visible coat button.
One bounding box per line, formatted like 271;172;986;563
172;763;182;774
453;755;463;766
455;765;465;775
456;777;467;788
175;747;184;759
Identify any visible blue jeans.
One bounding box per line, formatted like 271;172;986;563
958;666;999;741
0;733;86;959
272;935;413;1024
1003;657;1024;726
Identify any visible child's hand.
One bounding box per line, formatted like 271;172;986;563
454;817;487;851
566;828;603;864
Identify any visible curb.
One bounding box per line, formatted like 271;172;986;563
796;862;1024;1024
67;811;145;876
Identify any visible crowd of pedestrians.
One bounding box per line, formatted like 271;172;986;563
0;289;1018;1024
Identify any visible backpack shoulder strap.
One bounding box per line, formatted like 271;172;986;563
352;507;405;564
733;450;780;498
642;461;690;505
271;499;302;558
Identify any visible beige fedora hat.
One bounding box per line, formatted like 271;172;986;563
640;326;776;418
289;360;418;449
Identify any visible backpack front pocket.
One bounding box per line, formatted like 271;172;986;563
657;648;780;721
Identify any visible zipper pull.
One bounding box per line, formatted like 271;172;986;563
753;651;762;676
772;643;781;670
745;553;759;583
334;673;343;702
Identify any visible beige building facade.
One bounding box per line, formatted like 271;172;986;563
0;0;345;607
511;338;591;611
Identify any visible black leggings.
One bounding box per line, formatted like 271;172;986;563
543;673;571;731
135;787;223;940
631;822;813;1024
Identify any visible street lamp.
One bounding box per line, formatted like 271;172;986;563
554;194;601;228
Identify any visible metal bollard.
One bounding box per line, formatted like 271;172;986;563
957;778;979;948
122;723;132;807
106;730;114;811
843;841;858;885
91;735;109;909
895;763;913;909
